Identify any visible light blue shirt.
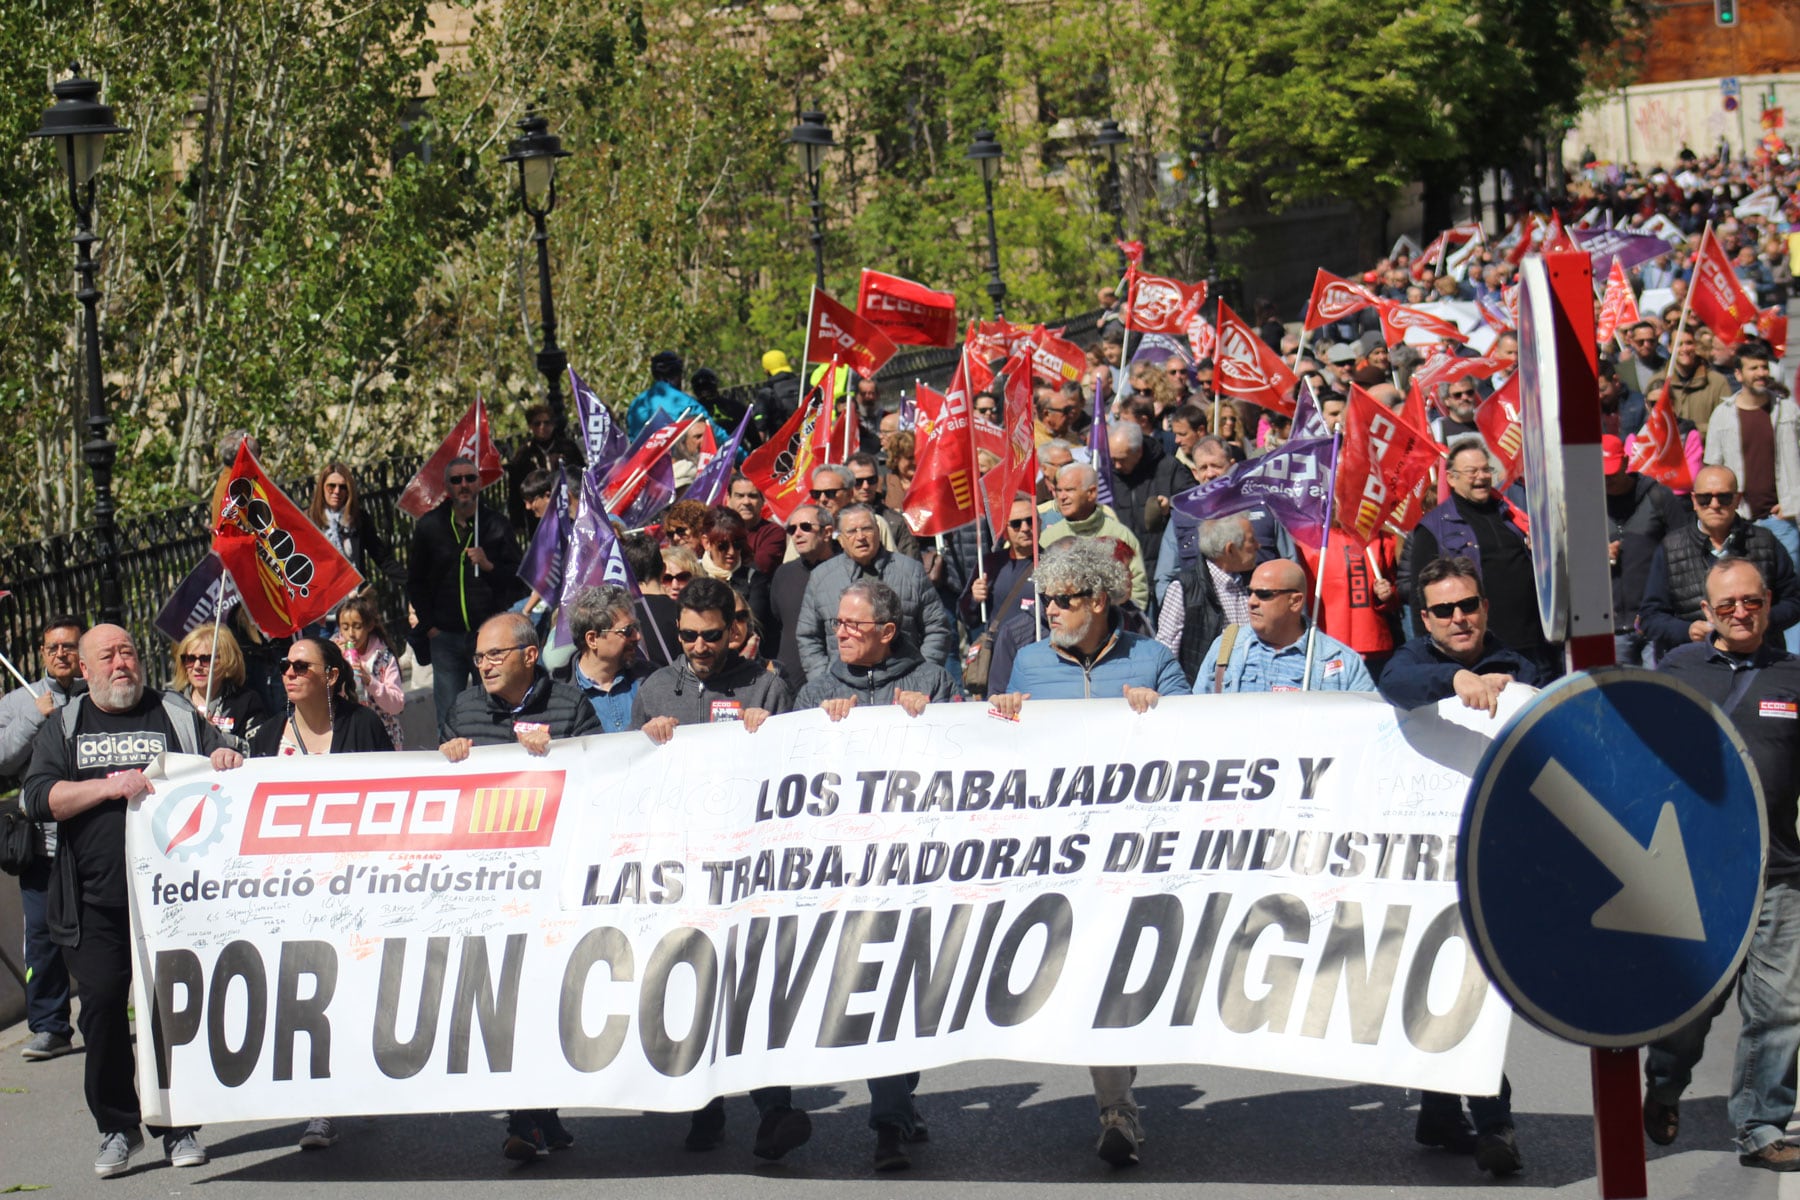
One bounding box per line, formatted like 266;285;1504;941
1197;625;1375;694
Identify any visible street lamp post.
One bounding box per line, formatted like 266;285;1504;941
29;70;127;625
785;111;835;293
1094;117;1128;267
500;110;573;433
966;129;1007;320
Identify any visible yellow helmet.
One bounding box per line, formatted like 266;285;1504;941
762;350;792;375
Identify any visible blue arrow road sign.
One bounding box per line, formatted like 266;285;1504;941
1458;667;1766;1047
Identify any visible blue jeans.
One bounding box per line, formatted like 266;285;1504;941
1758;516;1800;653
429;630;478;739
20;859;72;1038
1646;878;1800;1154
868;1072;921;1133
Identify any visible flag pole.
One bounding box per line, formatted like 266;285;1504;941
798;287;817;457
202;571;226;719
961;345;991;625
843;356;856;461
472;398;484;578
0;650;37;696
1302;428;1344;691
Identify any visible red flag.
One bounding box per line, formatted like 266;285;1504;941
1375;299;1467;346
1214;300;1298;415
1474;375;1525;487
980;352;1039;542
1627;381;1694;492
1595;259;1641;345
1116;240;1145;268
398;399;504;518
213;443;361;637
1303;269;1381;331
601;415;703;516
1334;385;1441;547
1124;273;1208;335
1542;210;1575;253
1758;306;1788;358
967;319;1028;363
1689;225;1758;347
902;383;981;536
1188;312;1217;362
739;370;851;523
1025;325;1087;384
858;269;959;348
806;288;900;378
1409;353;1509;397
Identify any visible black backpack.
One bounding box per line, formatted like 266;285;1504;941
0;798;36;876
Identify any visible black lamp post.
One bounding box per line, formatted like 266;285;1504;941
500;109;573;433
28;70;127;625
1094;117;1128;264
785;110;835;292
966;129;1007;320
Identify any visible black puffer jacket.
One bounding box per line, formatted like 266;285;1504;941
630;653;792;728
443;670;601;746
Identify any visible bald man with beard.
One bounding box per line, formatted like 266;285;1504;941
1196;560;1375;693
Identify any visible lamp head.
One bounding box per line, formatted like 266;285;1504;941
966;128;1003;186
785;110;835;178
499;109;571;216
29;69;127;190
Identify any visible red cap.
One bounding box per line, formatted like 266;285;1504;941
1601;434;1627;474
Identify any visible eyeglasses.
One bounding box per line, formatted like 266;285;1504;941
810;487;845;500
662;571;693;586
1693;491;1739;508
1046;406;1078;416
179;653;215;667
733;610;750;622
1424;597;1482;619
448;474;479;486
665;526;690;539
282;659;319;675
1452;466;1494;478
840;524;878;539
1043;590;1092;609
1249;588;1299;601
975;406;997;417
471;645;530;667
601;626;640;640
831;617;882;631
1007;518;1034;530
786;521;820;534
1710;595;1767;616
323;482;349;492
42;642;78;656
676;628;726;644
1447;390;1477;399
852;474;879;488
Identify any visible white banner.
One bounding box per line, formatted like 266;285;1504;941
127;691;1523;1125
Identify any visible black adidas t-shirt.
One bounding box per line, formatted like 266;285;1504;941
24;694;203;907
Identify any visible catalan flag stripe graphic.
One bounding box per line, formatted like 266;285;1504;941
471;788;547;834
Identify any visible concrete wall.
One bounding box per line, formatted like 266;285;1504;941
1567;75;1800;168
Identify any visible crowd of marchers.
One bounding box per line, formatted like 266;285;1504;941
7;153;1800;1181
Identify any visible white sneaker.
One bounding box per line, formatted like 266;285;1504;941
94;1130;143;1178
164;1131;208;1168
299;1117;337;1149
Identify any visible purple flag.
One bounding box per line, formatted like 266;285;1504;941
1171;436;1338;549
154;551;239;642
1291;378;1328;441
570;366;630;477
683;407;751;507
519;467;571;600
549;469;643;652
1127;332;1193;368
1089;387;1118;508
1570;227;1677;276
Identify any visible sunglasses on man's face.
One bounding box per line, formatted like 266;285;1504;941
1424;597;1482;619
852;474;879;488
448;474;479;486
1006;518;1033;530
663;571;693;586
787;521;819;535
1693;491;1738;508
676;627;726;644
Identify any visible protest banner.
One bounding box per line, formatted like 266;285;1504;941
127;693;1515;1125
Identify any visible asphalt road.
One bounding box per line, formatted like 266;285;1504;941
0;1004;1788;1199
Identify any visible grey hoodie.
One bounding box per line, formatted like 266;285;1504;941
630;653;793;729
793;651;959;708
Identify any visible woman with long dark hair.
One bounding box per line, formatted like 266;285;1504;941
307;462;406;633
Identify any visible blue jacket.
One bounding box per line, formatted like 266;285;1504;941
1198;626;1375;694
1376;634;1541;710
626;381;711;440
1007;614;1190;700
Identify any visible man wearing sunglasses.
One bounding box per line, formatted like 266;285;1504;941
407;455;524;738
1197;560;1374;693
846;451;919;558
629;578;808;1160
1646;557;1800;1173
1403;439;1556;679
1640;465;1800;659
962;494;1040;630
768;504;838;684
1617;321;1666;399
564;584;652;733
0;614;86;1064
988;538;1186;1168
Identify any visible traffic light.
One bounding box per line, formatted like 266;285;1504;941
1716;0;1736;26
